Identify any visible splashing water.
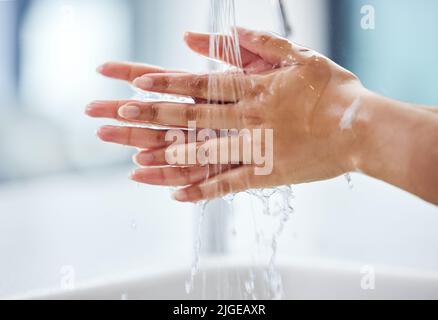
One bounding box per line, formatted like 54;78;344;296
345;173;354;189
131;85;193;104
185;201;208;294
224;193;238;236
182;0;296;300
130;219;137;230
247;186;294;299
244;269;257;300
265;186;294;299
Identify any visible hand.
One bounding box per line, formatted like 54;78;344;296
85;27;293;194
86;28;282;117
91;27;279;85
86;28;367;203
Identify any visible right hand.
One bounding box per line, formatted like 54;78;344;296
87;28;366;202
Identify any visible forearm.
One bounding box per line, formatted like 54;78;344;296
355;90;438;205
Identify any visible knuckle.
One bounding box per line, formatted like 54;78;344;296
128;67;136;81
149;103;159;121
247;81;266;99
307;54;328;69
255;33;271;46
272;37;289;49
252;82;266;93
218;179;232;195
304;55;331;78
255;32;285;48
155;130;166;145
242;106;263;126
127;127;134;145
191;76;207;94
157;168;165;180
183;105;198;121
192;184;206;201
157;77;170;89
180;167;191;180
246;74;263;89
309;54;322;65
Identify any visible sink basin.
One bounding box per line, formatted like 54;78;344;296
14;258;438;300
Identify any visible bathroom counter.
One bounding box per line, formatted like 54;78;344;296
0;168;194;298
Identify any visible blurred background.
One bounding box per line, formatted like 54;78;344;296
0;0;437;298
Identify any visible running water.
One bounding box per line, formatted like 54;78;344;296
184;0;295;299
185;201;208;294
185;0;244;295
247;186;294;299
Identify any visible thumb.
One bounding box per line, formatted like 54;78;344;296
184;31;272;72
235;27;305;67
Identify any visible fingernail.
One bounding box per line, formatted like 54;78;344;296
96;64;105;73
135;152;155;165
85;101;107;116
133;76;153;89
130;170;139;181
97;126;124;143
118;105;141;119
185;31;200;41
96;126;112;140
172;189;189;202
85;105;94;115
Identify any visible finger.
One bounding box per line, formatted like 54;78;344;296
133;148;171;167
419;106;438;114
86;99;231;128
133;72;255;102
97;61;182;82
133;141;222;167
137;133;264;167
86;99;243;129
96;125;187;150
236;27;305;67
86;100;136;119
172;166;271;202
117;101;242;129
184;32;273;73
130;165;232;187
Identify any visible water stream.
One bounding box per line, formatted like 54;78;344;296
184;0;295;299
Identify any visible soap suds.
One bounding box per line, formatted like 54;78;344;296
339;98;360;130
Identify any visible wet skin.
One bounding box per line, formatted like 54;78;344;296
86;27;438;206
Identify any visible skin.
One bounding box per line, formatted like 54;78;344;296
86;27;438;206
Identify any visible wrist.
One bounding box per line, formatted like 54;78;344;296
337;86;373;173
352;90;414;186
337;85;438;204
347;88;377;173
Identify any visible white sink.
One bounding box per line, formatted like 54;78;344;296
15;258;438;300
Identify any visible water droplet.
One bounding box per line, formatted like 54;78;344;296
345;173;354;189
185;279;194;294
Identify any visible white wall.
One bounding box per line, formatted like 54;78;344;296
0;1;16;106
